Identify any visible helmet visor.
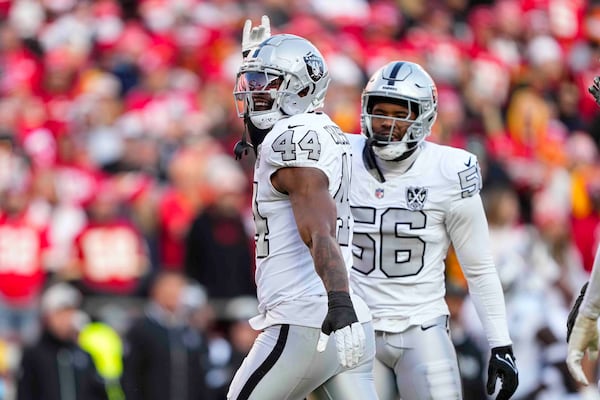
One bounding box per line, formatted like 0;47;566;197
234;71;283;117
237;71;282;92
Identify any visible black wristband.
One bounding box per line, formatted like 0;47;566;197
321;291;358;334
327;291;353;309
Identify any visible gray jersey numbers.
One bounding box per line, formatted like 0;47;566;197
352;207;426;277
271;129;321;161
334;153;351;246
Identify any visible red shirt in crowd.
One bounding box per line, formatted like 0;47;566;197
73;220;147;295
0;212;48;305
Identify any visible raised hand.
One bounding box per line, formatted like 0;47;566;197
242;15;271;57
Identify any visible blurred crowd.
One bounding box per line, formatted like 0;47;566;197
1;0;600;399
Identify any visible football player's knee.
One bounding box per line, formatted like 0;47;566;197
419;360;461;399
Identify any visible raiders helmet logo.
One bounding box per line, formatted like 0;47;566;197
304;52;324;82
406;186;428;210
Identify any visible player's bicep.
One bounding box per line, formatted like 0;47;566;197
271;167;336;246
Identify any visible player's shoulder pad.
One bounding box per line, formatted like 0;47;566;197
436;144;482;199
263;113;345;168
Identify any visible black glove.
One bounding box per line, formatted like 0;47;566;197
321;291;359;334
487;345;518;400
589;76;600;106
567;281;589;342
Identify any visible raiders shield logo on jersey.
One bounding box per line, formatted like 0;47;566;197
303;52;324;82
406;186;427;210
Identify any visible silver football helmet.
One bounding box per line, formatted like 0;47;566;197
233;34;330;131
362;61;437;160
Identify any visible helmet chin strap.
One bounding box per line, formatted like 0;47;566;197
234;110;255;160
234;111;275;160
364;137;386;183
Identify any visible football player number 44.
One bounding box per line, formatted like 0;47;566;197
252;127;352;258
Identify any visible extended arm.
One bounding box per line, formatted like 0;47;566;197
447;195;511;347
272;166;348;292
447;194;518;399
271;166;365;367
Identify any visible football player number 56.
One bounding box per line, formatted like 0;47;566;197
351;207;426;277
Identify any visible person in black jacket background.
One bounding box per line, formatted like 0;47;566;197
121;270;213;400
16;282;108;400
184;155;256;314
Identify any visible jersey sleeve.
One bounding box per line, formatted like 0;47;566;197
443;148;513;347
447;192;513;348
440;147;483;202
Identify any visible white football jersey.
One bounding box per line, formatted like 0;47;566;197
348;134;483;333
249;113;370;330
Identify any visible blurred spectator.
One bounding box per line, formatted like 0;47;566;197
0;22;42;97
532;191;587;305
184;154;255;308
121;271;212;400
1;0;600;398
53;132;103;208
204;296;259;399
16;282;108;400
481;185;583;398
157;141;221;270
26;167;87;275
0;137;30;196
64;178;150;298
445;282;487;400
572;173;600;273
567;131;600;273
0;183;49;345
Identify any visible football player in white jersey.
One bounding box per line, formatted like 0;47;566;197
226;17;377;400
346;61;519;400
566;78;600;389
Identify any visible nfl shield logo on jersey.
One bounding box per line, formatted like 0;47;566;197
406;186;427;210
375;188;384;199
